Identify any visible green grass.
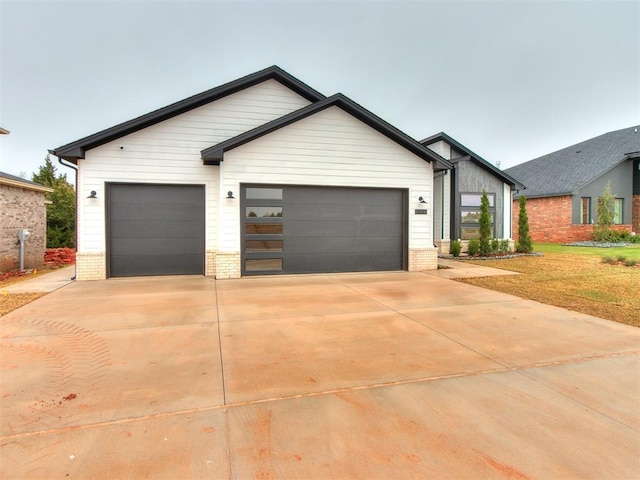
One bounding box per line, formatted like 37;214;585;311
535;243;640;260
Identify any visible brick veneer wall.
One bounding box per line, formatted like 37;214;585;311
0;183;48;271
512;195;632;243
408;247;438;271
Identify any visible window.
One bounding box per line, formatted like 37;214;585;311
597;197;624;225
460;192;495;240
580;197;591;224
613;198;623;224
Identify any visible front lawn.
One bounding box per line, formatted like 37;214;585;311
459;244;640;327
535;243;640;260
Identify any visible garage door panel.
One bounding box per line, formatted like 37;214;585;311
110;220;204;239
110;203;202;222
286;220;403;237
286;236;402;254
110;254;204;277
108;184;204;277
111;237;204;256
286;205;399;221
285;252;402;273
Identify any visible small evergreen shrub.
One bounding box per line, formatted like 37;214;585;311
490;238;500;254
499;239;511;253
467;239;479;256
624;259;638;267
478;191;492;256
516;195;533;253
616;255;627;263
450;240;462;257
594;181;615;242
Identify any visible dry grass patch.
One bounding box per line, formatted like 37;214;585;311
0;292;46;316
459;253;639;327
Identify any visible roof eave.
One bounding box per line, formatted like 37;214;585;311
51;66;326;161
202;94;453;170
421;132;524;188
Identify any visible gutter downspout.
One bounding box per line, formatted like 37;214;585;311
51;152;78;281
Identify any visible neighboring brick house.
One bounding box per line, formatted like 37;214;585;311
0;171;53;271
505;126;640;243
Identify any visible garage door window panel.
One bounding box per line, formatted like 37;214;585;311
242;186;284;274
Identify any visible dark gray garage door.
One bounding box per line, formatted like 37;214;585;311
107;183;205;277
242;185;406;275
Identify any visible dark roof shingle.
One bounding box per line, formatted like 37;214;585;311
504;126;640;198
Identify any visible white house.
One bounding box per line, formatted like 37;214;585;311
51;66;451;280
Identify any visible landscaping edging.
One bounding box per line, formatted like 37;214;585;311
439;252;543;261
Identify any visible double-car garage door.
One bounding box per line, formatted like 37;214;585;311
107;183;406;277
242;185;406;275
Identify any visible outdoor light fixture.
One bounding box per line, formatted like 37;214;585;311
227;191;235;199
87;190;97;199
418;196;427;204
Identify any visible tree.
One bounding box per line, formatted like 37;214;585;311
478;190;492;256
516;195;533;253
32;155;76;248
594;181;615;242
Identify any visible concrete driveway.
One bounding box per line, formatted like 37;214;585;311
1;271;638;479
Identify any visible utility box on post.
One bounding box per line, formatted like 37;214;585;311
17;229;30;271
18;229;30;242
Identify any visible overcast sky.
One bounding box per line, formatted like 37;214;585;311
1;0;638;182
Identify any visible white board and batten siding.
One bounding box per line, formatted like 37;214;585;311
77;80;312;255
503;182;513;239
220;106;434;252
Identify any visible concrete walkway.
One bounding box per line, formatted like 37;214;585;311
433;258;521;279
1;265;75;293
1;272;638;479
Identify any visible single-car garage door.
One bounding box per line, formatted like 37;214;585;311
242;185;406;275
107;183;205;277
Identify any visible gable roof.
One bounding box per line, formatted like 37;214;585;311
50;66;325;163
420;132;525;189
0;171;54;193
504;125;640;198
201;93;453;170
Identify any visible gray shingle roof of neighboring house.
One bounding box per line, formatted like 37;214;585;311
504;125;640;198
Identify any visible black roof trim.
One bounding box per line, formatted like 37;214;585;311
202;93;453;170
51;66;326;163
420;131;525;190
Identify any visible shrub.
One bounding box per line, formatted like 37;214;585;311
594;181;615;242
479;191;492;256
499;239;511;253
616;255;627;263
516;195;533;253
490;238;500;254
467;238;479;256
601;256;616;264
450;240;462;257
624;259;638;267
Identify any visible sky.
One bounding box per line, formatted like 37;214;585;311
1;0;638;182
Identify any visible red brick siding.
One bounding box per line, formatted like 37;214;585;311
512;195;632;243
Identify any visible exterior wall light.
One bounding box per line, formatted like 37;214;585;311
418;196;427;204
87;190;97;198
227;191;235;199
